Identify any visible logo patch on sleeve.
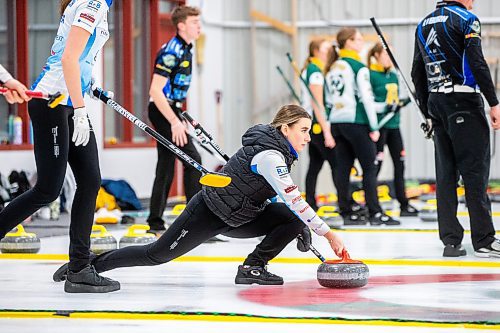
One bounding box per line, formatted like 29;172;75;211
79;13;95;23
292;195;302;205
275;166;289;177
284;185;298;194
471;20;481;33
162;54;177;67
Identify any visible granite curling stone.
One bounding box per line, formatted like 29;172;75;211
119;224;157;248
419;199;438;222
317;250;369;288
317;206;343;228
90;225;118;254
0;225;41;254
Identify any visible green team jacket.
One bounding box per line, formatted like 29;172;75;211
324;49;385;131
369;64;400;129
300;57;329;124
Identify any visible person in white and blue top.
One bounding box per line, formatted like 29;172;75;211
0;0;119;293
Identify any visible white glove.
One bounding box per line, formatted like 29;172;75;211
88;77;114;100
72;107;90;146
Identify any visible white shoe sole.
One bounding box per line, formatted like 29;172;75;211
474;251;500;258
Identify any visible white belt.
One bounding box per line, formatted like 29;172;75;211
167;99;183;109
430;85;480;93
148;98;183;109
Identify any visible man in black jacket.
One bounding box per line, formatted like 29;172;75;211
411;0;500;258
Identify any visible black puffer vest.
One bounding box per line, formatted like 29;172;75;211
202;124;297;227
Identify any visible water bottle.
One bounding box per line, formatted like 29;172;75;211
7;114;14;143
13;116;23;145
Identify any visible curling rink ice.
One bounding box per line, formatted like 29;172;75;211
0;201;499;333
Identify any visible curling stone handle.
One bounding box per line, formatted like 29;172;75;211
125;224;151;237
341;249;351;261
172;204;186;214
317;206;337;215
91;225;109;237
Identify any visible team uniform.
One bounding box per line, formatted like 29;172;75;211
0;0;116;292
301;58;336;210
147;34;202;231
370;63;417;216
325;49;398;225
412;1;500;257
0;64;13;84
79;125;330;285
32;0;111;106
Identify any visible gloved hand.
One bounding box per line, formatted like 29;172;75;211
398;98;411;107
72;106;90;146
88;77;114;100
421;118;434;139
296;226;312;253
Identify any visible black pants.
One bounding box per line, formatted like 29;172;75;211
305;129;337;210
0;99;101;271
332;123;382;216
147;102;201;227
428;92;495;250
375;128;409;207
92;192;305;273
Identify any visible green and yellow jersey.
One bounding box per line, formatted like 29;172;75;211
369;63;400;129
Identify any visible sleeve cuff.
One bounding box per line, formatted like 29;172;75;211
313;222;331;236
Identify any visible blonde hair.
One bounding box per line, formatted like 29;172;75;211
271;105;311;130
171;6;201;28
60;0;72;16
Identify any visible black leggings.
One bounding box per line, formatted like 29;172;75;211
147;102;202;227
375;128;409;207
305;130;336;210
92;192;305;273
0;99;101;271
332;123;381;216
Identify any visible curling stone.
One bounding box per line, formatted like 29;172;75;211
90;225;117;254
0;225;41;254
419;199;438;222
377;185;394;210
165;204;186;225
317;206;343;228
317;250;369;288
457;186;466;204
119;224;157;248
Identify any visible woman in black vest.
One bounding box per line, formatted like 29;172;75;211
53;105;345;286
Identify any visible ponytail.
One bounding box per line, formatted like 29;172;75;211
324;43;339;74
367;42;384;68
301;38;327;73
324;27;358;73
60;0;72;16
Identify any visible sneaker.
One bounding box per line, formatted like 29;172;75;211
400;204;419;217
53;262;69;282
369;212;400;226
235;265;283;285
64;265;120;293
342;212;367;226
474;239;500;258
351;203;368;216
443;244;467;257
53;253;99;282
